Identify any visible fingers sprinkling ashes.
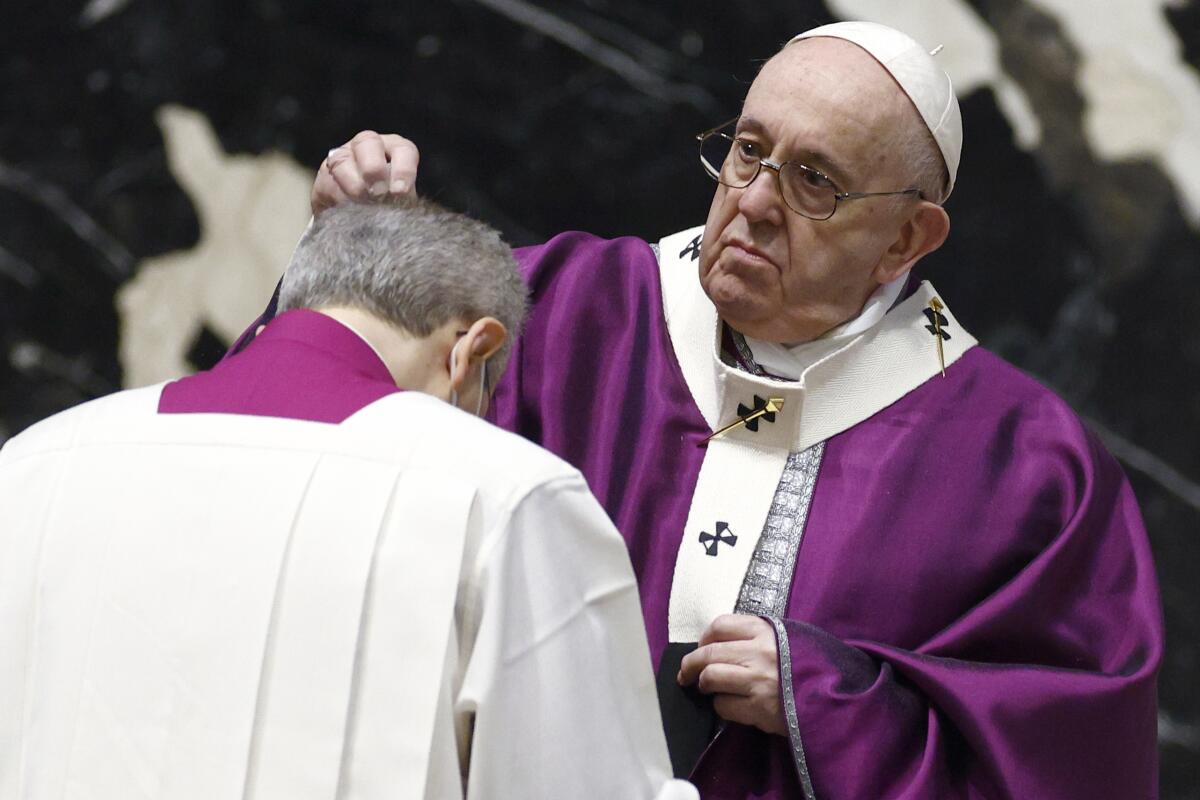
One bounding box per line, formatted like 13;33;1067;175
325;146;349;171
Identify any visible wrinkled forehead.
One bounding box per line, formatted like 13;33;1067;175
747;37;911;126
741;38;922;168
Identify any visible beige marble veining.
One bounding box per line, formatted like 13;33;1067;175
117;105;312;388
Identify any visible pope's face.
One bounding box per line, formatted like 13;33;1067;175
699;38;922;343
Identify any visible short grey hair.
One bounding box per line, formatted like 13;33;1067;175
896;119;950;205
279;200;528;373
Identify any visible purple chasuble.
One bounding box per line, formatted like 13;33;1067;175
483;231;1163;799
163;309;400;421
232;230;1162;798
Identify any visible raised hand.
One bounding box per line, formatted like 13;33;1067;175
312;130;420;215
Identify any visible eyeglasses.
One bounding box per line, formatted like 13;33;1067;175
696;118;923;220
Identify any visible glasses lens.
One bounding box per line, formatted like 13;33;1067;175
700;133;757;188
779;162;837;219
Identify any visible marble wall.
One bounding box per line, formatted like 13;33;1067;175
3;0;1198;791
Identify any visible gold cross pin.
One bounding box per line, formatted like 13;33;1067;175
929;297;947;377
703;397;785;443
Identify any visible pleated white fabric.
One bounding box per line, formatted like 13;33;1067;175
0;387;694;800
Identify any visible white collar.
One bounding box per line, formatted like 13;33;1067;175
656;226;977;453
742;273;908;380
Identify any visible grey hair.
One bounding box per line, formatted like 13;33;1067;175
278;200;528;374
896;116;950;205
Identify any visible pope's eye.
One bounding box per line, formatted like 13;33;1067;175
734;139;762;161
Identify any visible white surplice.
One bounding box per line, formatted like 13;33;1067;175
0;386;695;800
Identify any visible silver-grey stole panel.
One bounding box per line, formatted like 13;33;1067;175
735;443;824;618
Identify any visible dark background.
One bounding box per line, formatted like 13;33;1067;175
3;0;1198;793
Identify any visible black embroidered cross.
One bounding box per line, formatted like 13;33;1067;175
699;521;737;556
736;395;779;433
679;234;703;262
703;395;785;443
922;307;952;340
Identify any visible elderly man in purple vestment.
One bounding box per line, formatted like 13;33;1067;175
0;201;698;800
274;20;1162;800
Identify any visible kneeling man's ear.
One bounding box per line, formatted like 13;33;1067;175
874;202;951;285
465;317;507;360
449;316;508;388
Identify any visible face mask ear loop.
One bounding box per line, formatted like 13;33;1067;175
475;358;489;417
449;339;460;408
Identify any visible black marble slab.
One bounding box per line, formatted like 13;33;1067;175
3;0;1198;792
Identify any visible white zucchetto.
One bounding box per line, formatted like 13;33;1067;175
790;21;963;199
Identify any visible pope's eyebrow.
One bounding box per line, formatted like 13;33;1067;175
736;115;853;189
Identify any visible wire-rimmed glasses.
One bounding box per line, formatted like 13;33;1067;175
697;118;923;220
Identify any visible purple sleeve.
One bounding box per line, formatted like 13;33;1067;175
488;231;658;440
488;231;687;472
762;434;1162;799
